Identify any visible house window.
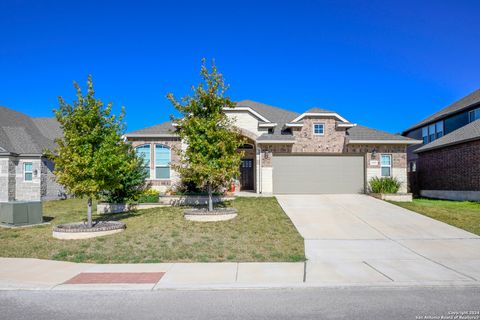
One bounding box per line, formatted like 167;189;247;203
435;121;444;139
408;161;416;173
421;121;444;144
469;108;480;123
135;144;151;178
313;123;324;135
155;144;170;179
24;162;33;181
422;127;428;144
380;154;392;177
428;124;435;142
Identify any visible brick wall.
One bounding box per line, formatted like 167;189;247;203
417;139;480;191
292;118;347;153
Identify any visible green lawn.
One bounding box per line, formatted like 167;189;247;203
0;197;305;263
391;198;480;235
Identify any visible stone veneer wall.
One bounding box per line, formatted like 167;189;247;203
41;158;65;200
129;137;182;192
0;157;16;202
15;158;42;201
1;156;65;202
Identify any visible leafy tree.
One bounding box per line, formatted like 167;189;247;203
50;75;145;227
168;61;244;211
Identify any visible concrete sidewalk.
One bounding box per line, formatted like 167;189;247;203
0;257;479;291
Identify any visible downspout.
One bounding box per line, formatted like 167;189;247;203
258;144;262;194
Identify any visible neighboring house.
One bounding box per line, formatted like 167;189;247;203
0;106;64;202
402;89;480;201
125;100;419;194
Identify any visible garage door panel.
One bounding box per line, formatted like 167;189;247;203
272;156;364;194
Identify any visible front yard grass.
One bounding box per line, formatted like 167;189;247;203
0;197;305;263
391;198;480;235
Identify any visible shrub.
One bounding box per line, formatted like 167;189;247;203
369;177;401;194
137;189;160;203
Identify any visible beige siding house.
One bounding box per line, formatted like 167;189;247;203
125;100;421;194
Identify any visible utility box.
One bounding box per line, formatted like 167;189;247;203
0;201;43;226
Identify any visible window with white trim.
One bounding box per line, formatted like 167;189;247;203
155;144;170;179
313;123;324;135
24;162;33;181
135;144;151;179
380;154;392;177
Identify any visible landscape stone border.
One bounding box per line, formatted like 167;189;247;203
184;208;238;222
53;221;126;240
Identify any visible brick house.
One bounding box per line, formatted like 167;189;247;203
402;89;480;201
125;100;419;194
0;106;64;202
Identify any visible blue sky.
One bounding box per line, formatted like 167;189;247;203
1;0;479;134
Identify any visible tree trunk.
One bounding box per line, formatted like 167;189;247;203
207;184;213;212
87;197;93;228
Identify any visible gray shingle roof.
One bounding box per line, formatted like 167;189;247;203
125;121;177;136
304;107;335;113
403;89;480;134
32;118;62;141
256;134;296;142
347;125;418;142
237;100;299;123
236;100;299;140
0;106;62;155
415;119;480;153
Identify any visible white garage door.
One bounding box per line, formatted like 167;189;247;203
272;155;365;194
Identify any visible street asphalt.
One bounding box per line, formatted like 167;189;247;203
1;287;479;320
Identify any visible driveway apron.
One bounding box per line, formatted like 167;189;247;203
276;194;480;284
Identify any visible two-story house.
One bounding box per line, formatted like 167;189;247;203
402;89;480;201
125;100;419;195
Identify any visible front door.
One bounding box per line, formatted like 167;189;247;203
240;159;254;190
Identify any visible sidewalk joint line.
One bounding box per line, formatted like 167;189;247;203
303;261;307;282
363;261;394;282
235;263;239;282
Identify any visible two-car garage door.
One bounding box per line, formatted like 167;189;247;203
272;155;365;194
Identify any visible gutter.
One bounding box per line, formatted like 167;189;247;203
414;136;480;153
347;139;422;145
124;134;179;138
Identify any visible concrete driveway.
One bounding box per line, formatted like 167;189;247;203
276;194;480;285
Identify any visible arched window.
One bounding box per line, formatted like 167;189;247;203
155;144;171;179
135;144;151;179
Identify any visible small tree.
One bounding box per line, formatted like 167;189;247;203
168;61;244;211
51;75;144;227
